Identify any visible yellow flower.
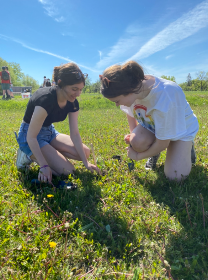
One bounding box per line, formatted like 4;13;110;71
47;194;54;198
49;242;57;248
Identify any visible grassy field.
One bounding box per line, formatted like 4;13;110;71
0;91;208;279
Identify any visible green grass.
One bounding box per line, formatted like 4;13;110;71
0;92;208;279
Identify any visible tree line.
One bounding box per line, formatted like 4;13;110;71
1;56;207;94
0;57;40;93
83;72;208;94
156;72;208;91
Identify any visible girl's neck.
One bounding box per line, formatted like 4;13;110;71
135;75;155;100
56;87;67;108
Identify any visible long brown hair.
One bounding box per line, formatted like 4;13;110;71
100;61;146;98
53;62;86;88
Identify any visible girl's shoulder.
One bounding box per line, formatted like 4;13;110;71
31;87;56;101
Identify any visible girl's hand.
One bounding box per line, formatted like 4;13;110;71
85;162;100;174
126;146;141;161
124;134;131;144
38;166;52;183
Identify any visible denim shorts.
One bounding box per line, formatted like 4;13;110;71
16;122;59;157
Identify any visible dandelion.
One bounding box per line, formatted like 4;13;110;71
64;222;70;228
47;194;54;198
49;241;57;248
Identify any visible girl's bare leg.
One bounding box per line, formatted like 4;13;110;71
50;134;90;160
130;124;156;152
164;140;192;181
30;144;74;176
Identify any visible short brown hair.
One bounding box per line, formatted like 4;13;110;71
100;61;146;98
53;62;86;88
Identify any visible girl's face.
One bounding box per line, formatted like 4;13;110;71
108;93;135;107
62;82;84;102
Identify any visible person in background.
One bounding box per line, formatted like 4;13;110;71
16;62;99;183
46;79;51;87
99;61;199;181
52;81;56;87
43;76;47;87
5;66;14;100
5;66;14;98
0;66;12;99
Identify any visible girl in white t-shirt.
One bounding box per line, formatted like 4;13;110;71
99;61;199;181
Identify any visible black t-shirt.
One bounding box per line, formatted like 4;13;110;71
23;87;79;126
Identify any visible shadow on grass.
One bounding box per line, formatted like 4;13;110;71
134;163;208;279
17;166;143;267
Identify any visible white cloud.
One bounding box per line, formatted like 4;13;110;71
96;35;142;69
38;0;65;22
55;16;65;23
128;0;208;61
96;0;208;70
98;51;102;61
0;34;97;73
165;54;174;60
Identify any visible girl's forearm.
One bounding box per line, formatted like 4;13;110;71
27;137;48;166
127;114;138;133
136;139;170;161
70;134;88;166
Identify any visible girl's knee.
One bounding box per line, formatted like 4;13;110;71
164;168;190;181
130;134;152;152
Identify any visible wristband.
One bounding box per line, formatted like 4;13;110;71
40;165;49;169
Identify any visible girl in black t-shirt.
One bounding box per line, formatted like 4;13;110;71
16;62;99;183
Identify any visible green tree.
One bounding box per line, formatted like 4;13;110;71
161;75;176;83
21;74;40;92
82;77;91;93
9;62;24;86
186;73;192;87
91;80;101;93
196;71;207;91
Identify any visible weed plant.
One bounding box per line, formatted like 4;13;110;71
0;92;208;279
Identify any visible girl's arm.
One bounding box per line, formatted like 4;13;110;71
68;111;99;173
27;106;52;182
127;114;138;133
127;138;170;161
124;114;138;144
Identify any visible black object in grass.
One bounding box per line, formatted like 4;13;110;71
112;155;122;162
128;160;134;171
31;179;41;185
31;179;77;190
56;180;77;190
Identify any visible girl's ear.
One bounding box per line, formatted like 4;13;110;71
58;79;62;88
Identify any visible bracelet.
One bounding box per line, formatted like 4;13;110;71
40;165;49;169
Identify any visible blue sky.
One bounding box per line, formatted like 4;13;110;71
1;0;208;85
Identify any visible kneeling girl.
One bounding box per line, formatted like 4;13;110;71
99;61;199;181
16;62;99;183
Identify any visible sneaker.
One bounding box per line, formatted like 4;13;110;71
191;142;196;164
16;148;32;170
2;95;5;100
145;153;161;170
6;95;11;100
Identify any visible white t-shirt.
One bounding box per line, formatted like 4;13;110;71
120;76;199;141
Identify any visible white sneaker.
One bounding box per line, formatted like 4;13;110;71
16;148;32;170
145;153;161;170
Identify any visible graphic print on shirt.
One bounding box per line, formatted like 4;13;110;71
133;104;155;133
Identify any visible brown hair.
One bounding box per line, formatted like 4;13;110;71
100;61;146;98
53;62;86;88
